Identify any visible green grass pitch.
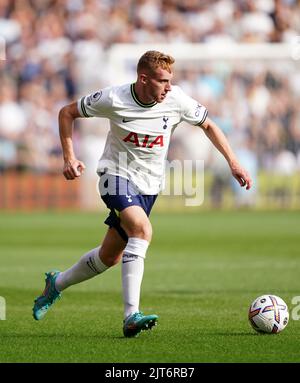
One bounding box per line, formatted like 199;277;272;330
0;210;299;363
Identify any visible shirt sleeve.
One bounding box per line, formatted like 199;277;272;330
177;86;208;126
77;86;112;118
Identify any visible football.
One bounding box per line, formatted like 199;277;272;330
248;294;289;334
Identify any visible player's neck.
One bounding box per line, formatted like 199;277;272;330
133;82;155;105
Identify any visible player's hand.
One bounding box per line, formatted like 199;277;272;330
230;161;252;190
63;158;86;180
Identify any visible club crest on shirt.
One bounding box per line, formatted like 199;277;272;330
163;116;169;129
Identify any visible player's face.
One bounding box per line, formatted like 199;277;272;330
144;67;173;103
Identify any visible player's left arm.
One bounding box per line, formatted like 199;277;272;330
199;117;252;190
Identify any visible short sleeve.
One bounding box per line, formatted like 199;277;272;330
177;87;208;126
77;87;112;118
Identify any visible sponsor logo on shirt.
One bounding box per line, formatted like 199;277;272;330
123;132;164;148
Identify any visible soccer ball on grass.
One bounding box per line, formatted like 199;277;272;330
248;294;289;334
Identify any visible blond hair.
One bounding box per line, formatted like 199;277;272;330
137;51;175;74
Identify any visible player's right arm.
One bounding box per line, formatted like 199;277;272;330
58;102;86;180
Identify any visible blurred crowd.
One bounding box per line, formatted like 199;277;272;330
0;0;300;181
172;61;300;205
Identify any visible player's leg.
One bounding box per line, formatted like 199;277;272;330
99;173;158;336
99;227;127;266
119;205;158;337
55;227;126;291
120;205;151;318
120;204;152;241
33;227;126;320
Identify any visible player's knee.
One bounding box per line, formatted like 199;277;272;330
99;248;123;267
140;222;152;242
106;256;121;267
126;221;152;242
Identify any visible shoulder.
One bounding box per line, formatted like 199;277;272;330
108;83;131;97
91;83;128;97
168;85;194;110
105;83;132;104
86;84;129;108
169;85;191;104
170;85;185;98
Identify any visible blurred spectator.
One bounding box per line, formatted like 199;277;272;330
0;76;27;170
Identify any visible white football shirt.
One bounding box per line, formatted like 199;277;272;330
77;83;207;194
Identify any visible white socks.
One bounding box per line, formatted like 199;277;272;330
122;237;149;319
54;237;150;321
55;246;109;292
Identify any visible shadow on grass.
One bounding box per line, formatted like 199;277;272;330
0;333;149;341
154;289;298;295
2;330;258;339
203;332;261;336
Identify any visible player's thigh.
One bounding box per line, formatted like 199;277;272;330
119;205;152;241
99;227;127;266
